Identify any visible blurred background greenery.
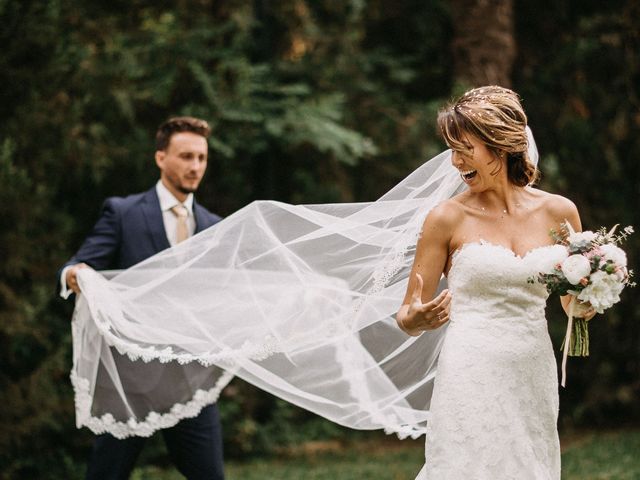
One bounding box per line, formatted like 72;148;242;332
1;0;638;478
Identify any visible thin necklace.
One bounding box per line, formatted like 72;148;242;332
481;203;521;214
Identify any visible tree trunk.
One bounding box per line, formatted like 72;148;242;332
450;0;516;87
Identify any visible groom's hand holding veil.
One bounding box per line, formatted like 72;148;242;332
65;262;90;295
397;273;452;336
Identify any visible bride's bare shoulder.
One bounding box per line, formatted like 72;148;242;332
527;187;579;223
414;198;464;250
421;196;466;234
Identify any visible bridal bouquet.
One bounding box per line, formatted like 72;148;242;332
528;223;634;385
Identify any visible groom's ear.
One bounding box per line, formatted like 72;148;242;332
155;150;165;170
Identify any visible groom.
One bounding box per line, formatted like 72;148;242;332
59;116;224;480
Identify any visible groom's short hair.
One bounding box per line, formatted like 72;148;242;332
155;116;211;151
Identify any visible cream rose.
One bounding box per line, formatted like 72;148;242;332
599;243;627;267
577;270;624;313
567;230;597;245
561;254;591;285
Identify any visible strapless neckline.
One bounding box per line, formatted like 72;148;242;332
452;239;557;262
449;240;561;279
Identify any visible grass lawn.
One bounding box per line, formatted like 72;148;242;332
131;429;640;480
561;429;640;480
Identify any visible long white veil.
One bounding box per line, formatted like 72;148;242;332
72;129;538;439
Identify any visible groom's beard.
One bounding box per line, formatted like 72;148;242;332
178;185;198;194
177;175;202;194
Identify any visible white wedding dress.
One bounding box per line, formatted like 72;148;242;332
416;241;561;480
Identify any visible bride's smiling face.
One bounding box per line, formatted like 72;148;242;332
451;134;503;191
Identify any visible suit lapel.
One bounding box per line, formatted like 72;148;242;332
141;187;171;252
193;202;208;233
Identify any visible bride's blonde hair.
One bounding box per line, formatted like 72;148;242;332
437;85;539;186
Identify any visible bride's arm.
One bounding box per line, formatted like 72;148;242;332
551;195;597;321
396;202;456;336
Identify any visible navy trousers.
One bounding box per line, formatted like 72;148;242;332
84;404;224;480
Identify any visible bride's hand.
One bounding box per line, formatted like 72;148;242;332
569;296;597;321
398;273;452;335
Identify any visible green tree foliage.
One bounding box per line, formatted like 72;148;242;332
0;0;638;477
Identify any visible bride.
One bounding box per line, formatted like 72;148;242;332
72;86;593;479
398;86;595;478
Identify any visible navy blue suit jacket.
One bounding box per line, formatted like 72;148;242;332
63;186;221;272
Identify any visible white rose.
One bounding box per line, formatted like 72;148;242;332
561;254;592;285
539;244;569;274
567;230;597;245
599;243;627;268
577;270;624;313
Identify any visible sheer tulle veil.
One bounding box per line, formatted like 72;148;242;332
72;128;538;439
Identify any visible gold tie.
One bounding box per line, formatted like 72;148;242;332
170;205;189;244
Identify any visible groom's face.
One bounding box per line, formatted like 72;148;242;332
155;132;208;198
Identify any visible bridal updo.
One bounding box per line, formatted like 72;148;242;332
437;85;539;187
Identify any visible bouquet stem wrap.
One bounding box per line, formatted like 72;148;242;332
560;300;590;387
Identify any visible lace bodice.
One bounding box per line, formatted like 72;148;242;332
449;240;562;304
417;241;562;480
